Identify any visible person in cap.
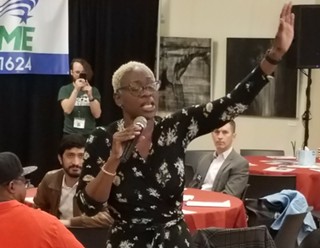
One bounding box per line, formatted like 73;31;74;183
0;152;84;248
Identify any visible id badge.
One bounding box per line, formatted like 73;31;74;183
73;118;85;129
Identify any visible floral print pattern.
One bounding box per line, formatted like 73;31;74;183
76;66;268;247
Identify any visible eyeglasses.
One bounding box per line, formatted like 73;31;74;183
14;177;31;189
117;80;161;97
1;177;31;189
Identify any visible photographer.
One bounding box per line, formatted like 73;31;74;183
58;58;101;138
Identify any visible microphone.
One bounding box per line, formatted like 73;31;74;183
120;116;147;163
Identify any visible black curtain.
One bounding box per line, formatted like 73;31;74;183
0;0;159;185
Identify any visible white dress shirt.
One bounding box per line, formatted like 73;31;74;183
59;175;78;220
201;147;233;191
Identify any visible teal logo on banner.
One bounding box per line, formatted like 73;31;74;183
0;0;69;74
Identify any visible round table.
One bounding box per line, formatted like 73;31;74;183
246;156;320;211
183;188;247;233
26;187;37;197
26;187;248;232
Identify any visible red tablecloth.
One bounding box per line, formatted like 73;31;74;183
247;156;320;211
26;187;247;232
183;188;247;233
26;187;37;197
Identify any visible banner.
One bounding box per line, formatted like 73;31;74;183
0;0;69;74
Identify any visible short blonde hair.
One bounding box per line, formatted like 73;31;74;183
112;61;155;93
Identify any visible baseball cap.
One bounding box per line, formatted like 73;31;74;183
0;152;37;184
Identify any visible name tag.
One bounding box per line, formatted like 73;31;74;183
73;118;85;129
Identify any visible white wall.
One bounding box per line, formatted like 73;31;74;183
159;0;320;155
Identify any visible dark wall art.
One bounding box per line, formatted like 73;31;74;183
158;37;212;113
226;38;297;118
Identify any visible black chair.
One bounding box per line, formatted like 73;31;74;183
192;225;276;248
273;211;308;248
68;227;109;248
311;210;320;228
184;163;195;186
299;228;320;248
240;183;250;201
245;174;296;199
185;150;213;172
240;149;285;156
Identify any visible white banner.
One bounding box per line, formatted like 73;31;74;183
0;0;69;74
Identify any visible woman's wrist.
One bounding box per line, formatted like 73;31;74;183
260;58;277;76
259;48;284;75
101;166;116;177
265;49;282;65
101;156;120;176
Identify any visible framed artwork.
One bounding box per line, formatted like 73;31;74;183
226;38;298;118
157;37;212;114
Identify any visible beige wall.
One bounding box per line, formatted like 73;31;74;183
159;0;320;155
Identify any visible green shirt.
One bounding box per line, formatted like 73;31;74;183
57;83;101;135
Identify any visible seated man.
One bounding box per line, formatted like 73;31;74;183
0;152;83;248
189;120;248;198
34;134;113;227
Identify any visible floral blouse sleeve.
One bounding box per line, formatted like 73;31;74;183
160;65;269;145
76;125;115;216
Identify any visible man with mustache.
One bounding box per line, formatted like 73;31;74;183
190;120;249;198
34;134;113;227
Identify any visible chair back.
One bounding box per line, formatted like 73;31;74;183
185;150;213;172
185;164;195;186
299;228;320;248
245;174;296;199
192;225;276;248
68;227;109;248
240;149;285;156
240;183;250;201
273;211;307;248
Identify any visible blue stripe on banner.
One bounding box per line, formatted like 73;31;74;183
0;52;69;75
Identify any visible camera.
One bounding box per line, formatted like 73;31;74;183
79;72;87;80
